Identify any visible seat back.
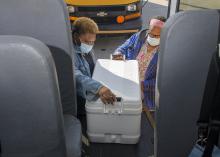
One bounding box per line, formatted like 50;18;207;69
0;0;77;115
155;10;220;157
0;36;66;157
212;10;220;147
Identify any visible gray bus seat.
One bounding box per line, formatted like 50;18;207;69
0;36;81;157
215;24;220;146
0;0;76;116
64;115;82;157
155;10;220;157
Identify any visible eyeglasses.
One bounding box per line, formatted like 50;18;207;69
81;40;95;45
148;33;160;38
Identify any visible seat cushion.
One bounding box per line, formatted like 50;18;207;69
0;36;67;157
0;0;77;116
64;115;82;157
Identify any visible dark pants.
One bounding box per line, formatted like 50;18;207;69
77;95;86;117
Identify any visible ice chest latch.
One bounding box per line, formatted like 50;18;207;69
104;97;124;115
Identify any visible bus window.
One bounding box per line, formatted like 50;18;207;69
179;0;220;11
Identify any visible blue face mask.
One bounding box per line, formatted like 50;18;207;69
80;43;93;54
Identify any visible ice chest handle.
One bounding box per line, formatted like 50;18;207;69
104;97;124;114
110;54;125;60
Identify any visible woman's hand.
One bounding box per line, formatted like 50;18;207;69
112;54;124;60
98;86;116;104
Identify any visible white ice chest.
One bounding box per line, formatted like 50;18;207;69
86;59;142;144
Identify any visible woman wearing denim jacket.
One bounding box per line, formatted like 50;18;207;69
72;17;116;114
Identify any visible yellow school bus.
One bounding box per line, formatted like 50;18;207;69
65;0;144;34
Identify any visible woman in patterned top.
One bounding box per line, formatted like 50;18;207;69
113;16;166;110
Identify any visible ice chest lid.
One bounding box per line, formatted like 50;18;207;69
86;59;142;114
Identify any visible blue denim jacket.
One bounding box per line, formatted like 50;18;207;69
73;45;102;101
115;29;147;59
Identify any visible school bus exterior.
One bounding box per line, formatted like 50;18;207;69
65;0;143;34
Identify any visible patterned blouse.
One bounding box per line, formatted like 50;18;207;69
136;40;157;82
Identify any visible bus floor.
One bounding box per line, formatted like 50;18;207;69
79;113;154;157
